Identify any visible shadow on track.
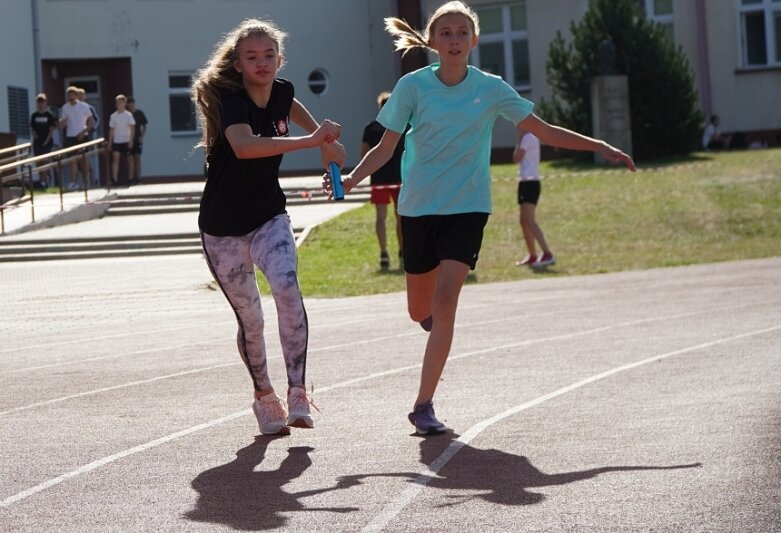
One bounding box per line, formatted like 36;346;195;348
416;432;703;506
184;436;358;530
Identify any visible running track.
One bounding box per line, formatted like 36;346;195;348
1;256;779;532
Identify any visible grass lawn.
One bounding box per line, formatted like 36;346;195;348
262;149;781;297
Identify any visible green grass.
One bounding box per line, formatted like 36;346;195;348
259;149;781;297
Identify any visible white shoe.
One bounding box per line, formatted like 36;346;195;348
252;394;290;435
287;387;315;428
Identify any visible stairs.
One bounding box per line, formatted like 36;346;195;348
0;233;204;262
0;184;370;262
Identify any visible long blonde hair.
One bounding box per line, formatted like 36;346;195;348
385;0;480;56
191;19;287;154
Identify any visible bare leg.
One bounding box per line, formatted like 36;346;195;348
127;156;135;184
133;154;142;181
111;152;120;183
375;203;388;255
409;260;470;406
521;203;551;255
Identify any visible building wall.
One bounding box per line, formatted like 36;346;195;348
4;0;778;177
0;2;37;145
33;0;399;178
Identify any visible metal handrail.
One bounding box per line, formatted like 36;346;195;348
0;143;32;167
0;138;108;235
0;142;31;158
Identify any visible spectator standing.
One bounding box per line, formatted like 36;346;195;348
513;130;554;268
361;91;405;269
126;96;148;185
108;94;136;185
29;93;57;189
76;87;101;185
58;86;94;188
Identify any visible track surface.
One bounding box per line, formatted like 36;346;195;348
1;256;779;532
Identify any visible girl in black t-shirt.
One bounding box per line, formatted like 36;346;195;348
192;18;345;436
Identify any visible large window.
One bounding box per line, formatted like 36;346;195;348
168;72;197;134
635;0;674;40
472;3;530;91
739;0;781;67
7;86;29;138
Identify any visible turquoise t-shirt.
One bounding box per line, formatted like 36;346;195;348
377;63;534;217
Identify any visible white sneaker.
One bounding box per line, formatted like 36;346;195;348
287;387;315;428
252;394;290;435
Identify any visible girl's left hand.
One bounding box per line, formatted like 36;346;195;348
599;143;636;171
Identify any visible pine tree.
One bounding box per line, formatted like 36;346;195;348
538;0;703;161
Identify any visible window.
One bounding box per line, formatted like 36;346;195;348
168;72;197;134
635;0;674;40
308;69;329;95
472;3;530;90
739;0;781;67
7;86;29;138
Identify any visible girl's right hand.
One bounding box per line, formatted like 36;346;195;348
310;119;341;146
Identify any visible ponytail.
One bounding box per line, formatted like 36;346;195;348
384;17;431;55
383;1;480;57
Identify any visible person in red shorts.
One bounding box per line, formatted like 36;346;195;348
361;91;406;269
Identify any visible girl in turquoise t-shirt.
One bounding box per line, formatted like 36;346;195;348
326;0;635;435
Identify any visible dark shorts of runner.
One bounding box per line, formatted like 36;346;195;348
111;143;130;155
129;142;143;155
32;143;53;157
517;180;541;205
401;212;489;274
64;136;83;148
370;184;400;205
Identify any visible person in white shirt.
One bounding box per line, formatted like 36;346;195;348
108;94;136;185
513;130;555;268
58;86;95;187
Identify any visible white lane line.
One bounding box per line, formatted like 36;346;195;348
2;296;777;510
0;362;237;417
0;321;234;356
5;340;219;374
0;410;249;508
361;323;781;533
1;299;774;416
0;297;586;375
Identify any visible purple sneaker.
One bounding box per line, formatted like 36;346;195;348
408;400;447;434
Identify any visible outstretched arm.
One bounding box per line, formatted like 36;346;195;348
519;114;635;171
338;129;402;194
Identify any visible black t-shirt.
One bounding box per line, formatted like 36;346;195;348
132;109;148;142
198;79;294;236
362;120;405;185
30;110;57;147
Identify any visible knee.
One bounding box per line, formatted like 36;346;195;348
408;305;429;323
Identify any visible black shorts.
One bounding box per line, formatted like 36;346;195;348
32;143;53;157
129;142;143;155
517;180;541;205
64;136;83;148
401;212;489;274
111;143;129;155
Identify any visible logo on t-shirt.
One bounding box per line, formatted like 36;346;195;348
274;119;289;136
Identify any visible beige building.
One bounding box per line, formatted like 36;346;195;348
1;0;779;180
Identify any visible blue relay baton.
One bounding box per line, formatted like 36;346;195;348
329;161;344;201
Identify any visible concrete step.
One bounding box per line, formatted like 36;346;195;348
106;204;201;216
0;229;304;262
0;246;205;262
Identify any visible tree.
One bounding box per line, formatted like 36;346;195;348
537;0;703;161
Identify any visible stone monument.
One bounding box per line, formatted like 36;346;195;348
591;38;633;164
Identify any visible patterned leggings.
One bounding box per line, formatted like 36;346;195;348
201;213;308;392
